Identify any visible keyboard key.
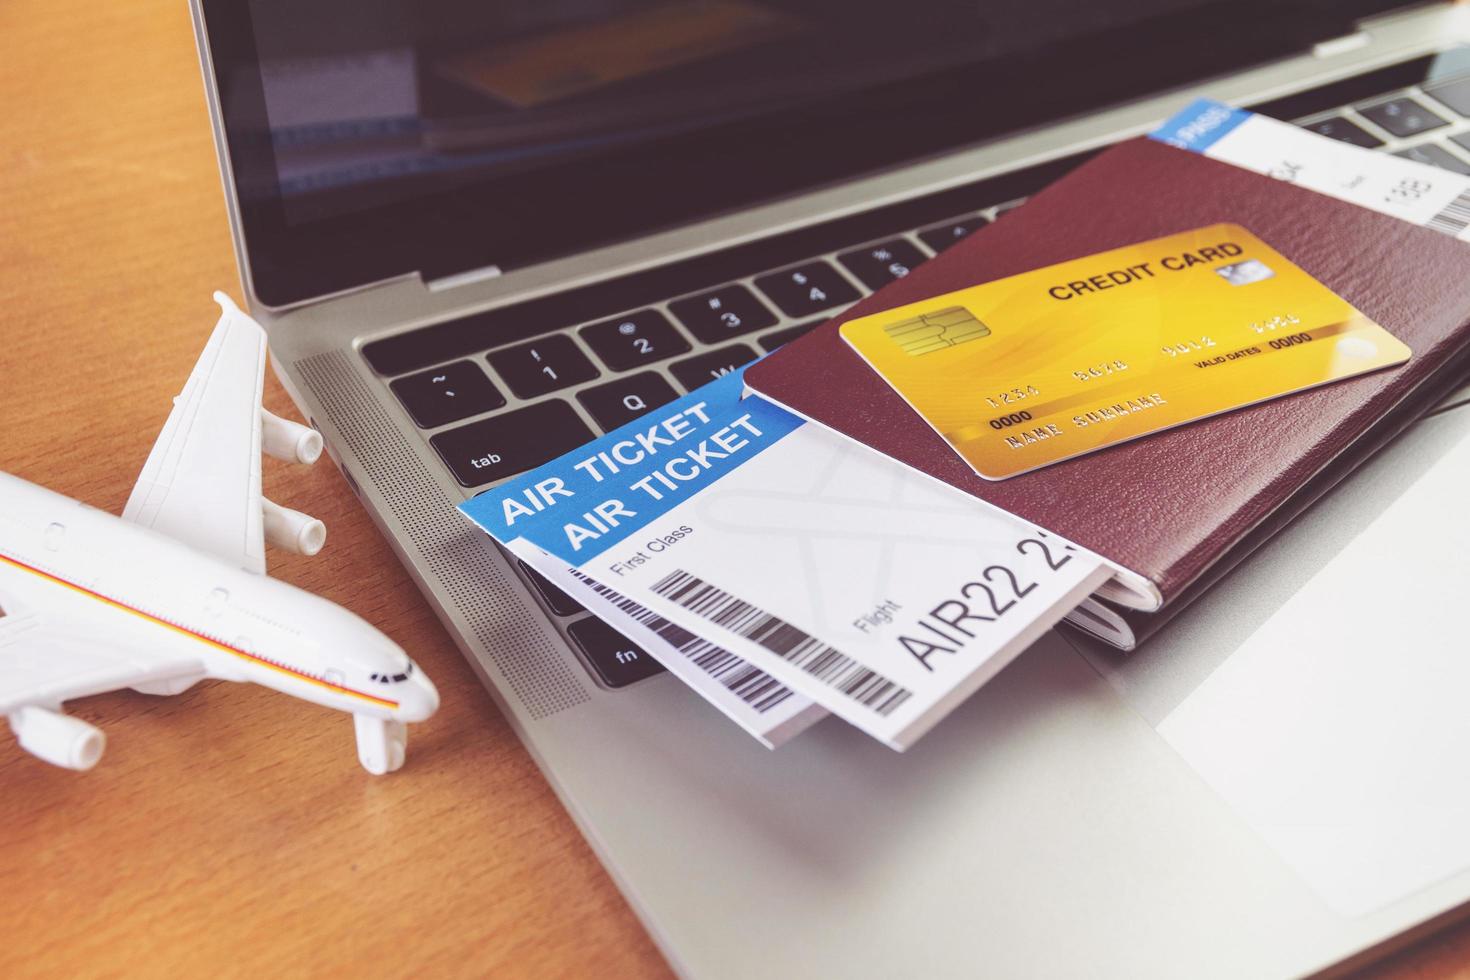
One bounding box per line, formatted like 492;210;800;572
837;239;928;290
389;360;504;429
917;215;986;253
568;616;666;688
430;400;594;487
486;335;598;399
1302;115;1383;148
578;310;689;371
758;321;822;352
669;344;759;392
359;152;1086;376
754;261;861;317
577;372;679;431
1357;97;1448;138
1424;75;1470;117
667;284;777;344
519;562;585;617
1394;142;1470;175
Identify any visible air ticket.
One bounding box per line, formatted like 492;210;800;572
459;369;1107;749
1151;98;1470;238
533;557;828;748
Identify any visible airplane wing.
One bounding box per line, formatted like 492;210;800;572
123;293;269;573
0;608;204;715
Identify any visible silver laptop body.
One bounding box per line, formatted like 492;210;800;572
191;2;1470;974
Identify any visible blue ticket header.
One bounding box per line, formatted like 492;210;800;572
458;368;804;564
1149;98;1251;153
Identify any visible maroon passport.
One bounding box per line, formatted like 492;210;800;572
746;137;1470;648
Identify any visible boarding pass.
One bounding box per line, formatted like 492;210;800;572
459;370;1107;750
1152;98;1470;238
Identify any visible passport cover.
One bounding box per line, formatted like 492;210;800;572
746;137;1470;645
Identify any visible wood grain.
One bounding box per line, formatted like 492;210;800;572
0;1;1467;977
0;2;669;976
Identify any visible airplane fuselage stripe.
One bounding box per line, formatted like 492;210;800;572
0;551;398;709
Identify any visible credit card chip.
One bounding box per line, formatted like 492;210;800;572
883;306;991;355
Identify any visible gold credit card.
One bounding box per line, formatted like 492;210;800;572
841;224;1411;480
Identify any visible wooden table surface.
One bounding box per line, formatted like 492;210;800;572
2;2;1469;977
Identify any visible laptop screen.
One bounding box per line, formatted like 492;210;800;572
203;0;1389;305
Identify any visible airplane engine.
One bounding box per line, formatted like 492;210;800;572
262;498;326;556
261;410;324;465
8;706;106;771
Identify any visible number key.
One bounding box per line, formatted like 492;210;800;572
668;284;776;344
579;310;690;371
1356;97;1448;138
1301;115;1383;148
917;215;986;253
838;238;927;290
389;360;504;429
486;334;598;399
754;261;861;318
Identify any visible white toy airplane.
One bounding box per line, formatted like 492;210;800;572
0;293;438;775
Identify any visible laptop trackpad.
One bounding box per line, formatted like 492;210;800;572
1144;408;1470;917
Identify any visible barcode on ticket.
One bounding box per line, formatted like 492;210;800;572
570;570;796;713
1428;187;1470;238
650;569;913;716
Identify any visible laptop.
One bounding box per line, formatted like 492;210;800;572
190;2;1470;974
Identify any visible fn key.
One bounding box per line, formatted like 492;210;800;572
568;616;666;688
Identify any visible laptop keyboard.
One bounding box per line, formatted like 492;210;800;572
362;50;1470;689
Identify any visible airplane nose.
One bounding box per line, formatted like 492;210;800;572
404;668;440;722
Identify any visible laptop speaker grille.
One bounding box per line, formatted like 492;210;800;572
294;350;590;720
